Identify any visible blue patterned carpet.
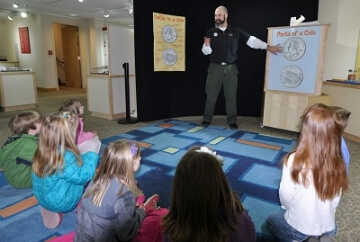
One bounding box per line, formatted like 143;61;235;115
0;119;296;241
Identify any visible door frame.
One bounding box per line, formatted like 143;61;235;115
52;23;83;90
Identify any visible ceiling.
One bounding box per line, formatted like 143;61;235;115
0;0;134;26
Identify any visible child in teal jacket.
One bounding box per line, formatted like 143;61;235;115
32;111;99;229
0;111;42;188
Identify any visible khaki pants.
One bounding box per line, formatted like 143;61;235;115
203;63;239;124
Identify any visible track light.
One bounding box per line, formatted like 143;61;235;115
13;3;18;8
104;10;110;18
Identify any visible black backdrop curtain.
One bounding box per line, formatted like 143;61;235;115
133;0;319;122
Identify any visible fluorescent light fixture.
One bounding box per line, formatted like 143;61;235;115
8;16;14;20
20;12;27;18
13;3;18;8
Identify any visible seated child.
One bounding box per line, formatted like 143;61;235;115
162;146;256;242
59;99;101;154
266;103;348;241
75;140;168;242
0;111;42;188
32;111;99;229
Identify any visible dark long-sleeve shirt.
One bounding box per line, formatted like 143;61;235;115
205;25;250;64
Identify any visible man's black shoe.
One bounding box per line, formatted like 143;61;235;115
229;123;238;129
201;121;211;126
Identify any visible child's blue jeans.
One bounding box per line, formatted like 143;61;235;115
266;209;337;242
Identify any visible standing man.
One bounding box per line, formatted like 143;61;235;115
201;5;282;129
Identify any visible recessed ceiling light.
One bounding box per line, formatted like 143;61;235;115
20;12;27;18
78;0;84;2
70;13;77;17
8;16;14;20
13;3;18;8
104;10;110;18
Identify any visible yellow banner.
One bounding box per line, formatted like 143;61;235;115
153;12;185;71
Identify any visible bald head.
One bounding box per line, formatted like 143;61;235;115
216;6;228;14
214;6;228;27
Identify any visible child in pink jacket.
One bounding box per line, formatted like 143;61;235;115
59;99;100;154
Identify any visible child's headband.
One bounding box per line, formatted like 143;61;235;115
130;141;138;157
61;111;71;118
195;146;224;166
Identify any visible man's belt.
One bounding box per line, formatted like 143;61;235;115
212;62;235;65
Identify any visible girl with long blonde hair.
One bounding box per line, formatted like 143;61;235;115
75;139;168;242
32;111;99;229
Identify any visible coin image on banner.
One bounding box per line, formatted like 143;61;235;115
162;48;177;66
282;37;306;61
280;65;303;88
161;25;177;44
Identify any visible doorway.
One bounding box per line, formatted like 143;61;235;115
53;23;82;88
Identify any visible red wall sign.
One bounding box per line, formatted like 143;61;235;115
19;27;31;54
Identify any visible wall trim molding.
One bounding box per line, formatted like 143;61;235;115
344;132;360;143
37;87;58;92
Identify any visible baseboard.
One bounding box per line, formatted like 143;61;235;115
344;132;360;143
0;104;36;112
37;87;58;92
91;112;126;120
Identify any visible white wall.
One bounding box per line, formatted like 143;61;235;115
0;14;90;89
108;25;135;75
0;15;45;87
88;18;108;69
0;20;10;60
40;14;90;89
318;0;360;80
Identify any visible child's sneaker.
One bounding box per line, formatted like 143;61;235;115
40;207;62;229
144;194;160;211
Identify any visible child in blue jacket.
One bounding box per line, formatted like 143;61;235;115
32;111;99;229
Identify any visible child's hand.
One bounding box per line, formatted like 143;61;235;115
92;131;97;137
137;204;146;211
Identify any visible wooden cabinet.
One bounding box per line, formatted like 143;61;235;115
262;91;330;132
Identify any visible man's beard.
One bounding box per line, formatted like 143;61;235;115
215;19;225;28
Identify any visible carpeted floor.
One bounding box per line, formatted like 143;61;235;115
1;118;297;241
0;87;359;241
